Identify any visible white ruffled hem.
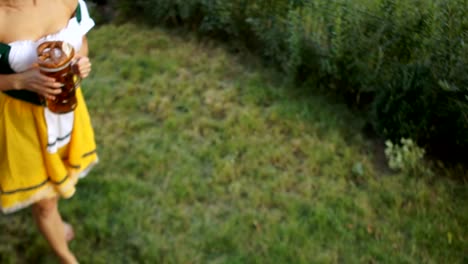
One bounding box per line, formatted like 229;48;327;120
0;159;98;214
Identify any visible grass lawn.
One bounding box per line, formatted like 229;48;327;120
0;24;466;264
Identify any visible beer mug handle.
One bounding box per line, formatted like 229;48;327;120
74;73;82;88
71;60;83;88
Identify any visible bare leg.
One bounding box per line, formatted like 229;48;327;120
32;197;78;264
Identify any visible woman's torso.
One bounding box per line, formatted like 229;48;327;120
0;0;85;74
0;0;77;44
0;0;89;105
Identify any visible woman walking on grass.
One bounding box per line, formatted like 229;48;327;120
0;0;97;263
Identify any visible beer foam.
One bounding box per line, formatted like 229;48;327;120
61;42;73;57
37;42;74;68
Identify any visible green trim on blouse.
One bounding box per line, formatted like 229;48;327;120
0;43;14;74
76;2;82;23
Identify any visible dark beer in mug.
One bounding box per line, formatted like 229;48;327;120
37;41;80;114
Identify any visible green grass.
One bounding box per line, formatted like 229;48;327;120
1;24;467;264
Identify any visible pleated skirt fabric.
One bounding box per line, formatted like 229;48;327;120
0;88;97;214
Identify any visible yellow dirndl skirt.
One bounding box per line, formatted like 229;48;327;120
0;88;98;214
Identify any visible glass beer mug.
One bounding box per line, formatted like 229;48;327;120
37;41;80;114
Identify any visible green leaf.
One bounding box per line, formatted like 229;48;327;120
352;162;365;177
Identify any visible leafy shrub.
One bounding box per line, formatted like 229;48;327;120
109;0;468;162
385;138;432;176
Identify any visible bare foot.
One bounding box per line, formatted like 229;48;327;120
63;222;75;242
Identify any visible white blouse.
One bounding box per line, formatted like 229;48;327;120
7;0;95;73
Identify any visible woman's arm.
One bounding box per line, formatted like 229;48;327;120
78;36;89;57
0;70;62;99
74;36;92;79
0;74;19;91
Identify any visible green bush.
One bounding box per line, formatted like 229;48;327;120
385;138;432;176
111;0;468;161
